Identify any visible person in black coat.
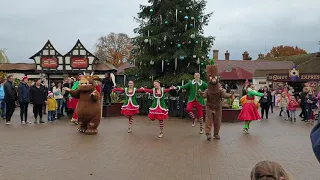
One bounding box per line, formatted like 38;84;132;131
259;86;272;119
18;76;31;124
29;79;47;124
3;75;17;125
299;87;308;121
102;73;114;105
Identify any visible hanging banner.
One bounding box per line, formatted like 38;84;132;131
71;57;88;69
40;57;58;68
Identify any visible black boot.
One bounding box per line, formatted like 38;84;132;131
39;119;45;123
57;113;61;119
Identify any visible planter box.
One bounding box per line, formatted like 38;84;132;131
102;103;122;117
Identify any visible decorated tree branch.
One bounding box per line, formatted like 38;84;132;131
129;0;215;82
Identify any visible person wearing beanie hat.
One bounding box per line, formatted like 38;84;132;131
18;76;31;124
47;92;57;122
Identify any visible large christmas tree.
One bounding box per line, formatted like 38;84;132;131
128;0;214;86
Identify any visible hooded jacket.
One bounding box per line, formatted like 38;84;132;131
29;84;47;105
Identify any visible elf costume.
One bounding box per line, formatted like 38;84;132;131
238;88;263;134
143;87;171;138
112;87;144;133
69;80;79;123
177;79;208;133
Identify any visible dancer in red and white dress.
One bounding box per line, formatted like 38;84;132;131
141;80;173;138
238;84;264;134
112;81;144;133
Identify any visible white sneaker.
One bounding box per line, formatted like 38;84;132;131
26;121;32;124
21;121;26;125
5;121;11;125
192;122;195;127
128;127;132;133
199;129;204;134
158;132;163;138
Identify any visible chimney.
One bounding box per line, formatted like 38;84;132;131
213;49;219;60
242;51;249;60
258;53;264;59
225;50;230;60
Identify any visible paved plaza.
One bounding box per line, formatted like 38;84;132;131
0;108;318;180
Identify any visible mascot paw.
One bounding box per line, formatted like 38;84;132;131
77;127;87;133
85;129;98;135
90;90;97;97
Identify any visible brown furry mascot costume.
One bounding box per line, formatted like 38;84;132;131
64;74;101;135
199;65;233;140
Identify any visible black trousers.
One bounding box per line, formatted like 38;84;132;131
300;105;306;120
33;104;43;119
43;104;46;114
269;103;274;113
5;100;15;122
104;92;111;104
20;102;29;122
279;108;290;117
261;105;269;119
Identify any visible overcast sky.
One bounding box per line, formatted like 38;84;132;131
0;0;319;63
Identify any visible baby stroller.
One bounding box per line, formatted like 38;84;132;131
66;98;74;119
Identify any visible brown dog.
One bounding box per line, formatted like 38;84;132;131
66;75;101;135
199;65;233;140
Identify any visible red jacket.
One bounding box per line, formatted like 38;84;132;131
288;100;299;111
95;84;101;94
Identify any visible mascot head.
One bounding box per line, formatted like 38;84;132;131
206;65;220;92
78;72;100;92
289;66;299;81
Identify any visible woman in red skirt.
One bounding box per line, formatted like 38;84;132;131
141;80;173;138
238;84;264;134
112;81;144;133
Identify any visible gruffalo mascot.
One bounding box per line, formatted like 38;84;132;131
199;65;233;141
64;74;101;135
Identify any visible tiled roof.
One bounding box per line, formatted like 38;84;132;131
94;62;117;71
0;63;36;71
214;60;294;73
253;69;290;77
257;53;320;73
117;62;135;74
219;67;252;80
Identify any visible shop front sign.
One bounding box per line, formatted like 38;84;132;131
40;57;58;68
268;73;320;82
71;57;88;68
267;74;289;81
